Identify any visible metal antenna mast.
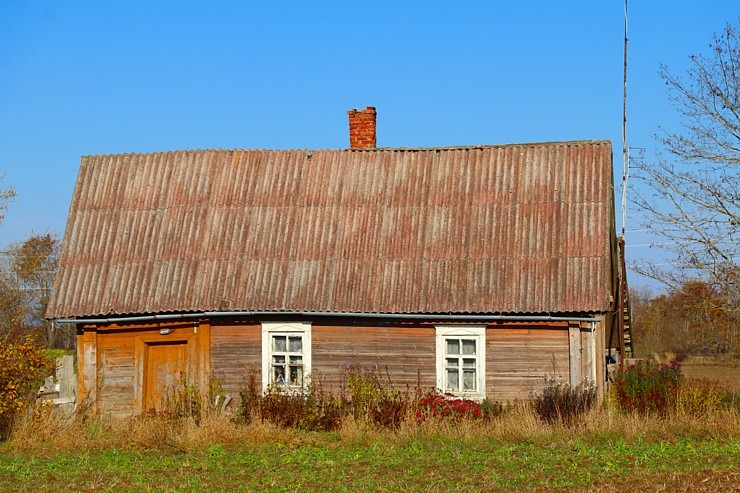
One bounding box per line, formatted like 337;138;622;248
621;0;629;237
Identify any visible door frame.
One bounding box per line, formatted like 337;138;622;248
134;326;201;414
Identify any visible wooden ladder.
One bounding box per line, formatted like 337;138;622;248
618;238;634;360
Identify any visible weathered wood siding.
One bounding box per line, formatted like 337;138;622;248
486;323;570;401
78;321;210;417
312;323;436;390
594;320;605;392
206;318;577;402
96;329;136;418
210;320;261;398
76;316;605;415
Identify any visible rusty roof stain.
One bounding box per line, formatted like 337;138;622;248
47;140;616;318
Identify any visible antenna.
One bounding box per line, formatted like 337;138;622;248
621;0;629;237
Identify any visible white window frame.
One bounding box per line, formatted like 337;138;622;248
435;325;486;400
261;321;312;393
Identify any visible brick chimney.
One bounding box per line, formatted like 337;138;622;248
347;106;377;149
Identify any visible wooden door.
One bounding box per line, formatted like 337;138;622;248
143;341;187;412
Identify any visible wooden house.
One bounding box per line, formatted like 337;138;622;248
47;107;630;417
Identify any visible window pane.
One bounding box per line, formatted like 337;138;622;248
289;336;302;353
273;366;285;385
289;355;303;364
462;339;476;355
289;365;303;386
446;357;459;368
463;369;476;391
446;339;460;355
446;368;459;391
463;358;476;368
272;336;286;352
272;355;285;364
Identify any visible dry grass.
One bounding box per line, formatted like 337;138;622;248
7;400;738;456
3;401;737;492
4;362;738;491
6;356;739;455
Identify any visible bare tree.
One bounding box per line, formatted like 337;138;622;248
633;23;739;306
0;174;15;226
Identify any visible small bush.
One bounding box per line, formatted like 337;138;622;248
481;399;511;420
678;379;727;416
305;378;344;431
613;359;683;416
343;364;415;430
239;364;425;431
240;375;344;431
259;386;315;429
372;391;410;429
345;363;380;418
0;337;53;439
238;370;262;425
416;393;482;423
532;380;597;426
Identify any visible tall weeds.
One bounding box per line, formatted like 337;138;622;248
7;398;738;455
7;359;738;454
532;380;597;426
240;364;439;431
613;359;683;416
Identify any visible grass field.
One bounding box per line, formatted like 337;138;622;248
1;406;738;493
1;357;738;492
681;356;740;391
0;433;737;492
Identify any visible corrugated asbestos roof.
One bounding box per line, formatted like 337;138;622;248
47;141;616;318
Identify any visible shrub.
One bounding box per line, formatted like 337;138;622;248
238;370;262;425
239;364;425;431
480;399;510;420
612;359;683;416
416;392;482;423
345;363;380;418
678;379;727;416
239;374;344;432
258;385;314;429
343;364;414;429
0;337;52;439
532;380;597;426
304;378;344;431
372;391;410;430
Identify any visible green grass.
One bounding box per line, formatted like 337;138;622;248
0;432;737;492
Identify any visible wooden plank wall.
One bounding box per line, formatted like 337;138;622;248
210;320;261;398
312;323;437;391
79;320;209;418
76;316;604;415
208;318;575;402
209;320;437;397
97;329;137;418
486;323;570;401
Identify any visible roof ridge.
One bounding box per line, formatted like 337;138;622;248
81;140;611;159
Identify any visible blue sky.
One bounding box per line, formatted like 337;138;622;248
1;1;737;289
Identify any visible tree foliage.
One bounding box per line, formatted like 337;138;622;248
633;23;739;303
630;279;738;356
0;233;64;346
0;337;52;438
